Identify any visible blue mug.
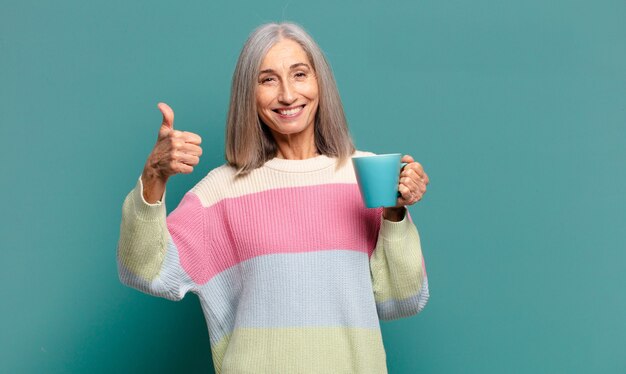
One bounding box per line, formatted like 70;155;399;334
352;153;407;208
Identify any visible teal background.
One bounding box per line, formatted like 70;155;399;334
1;0;624;373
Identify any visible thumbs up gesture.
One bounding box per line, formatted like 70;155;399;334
141;103;203;203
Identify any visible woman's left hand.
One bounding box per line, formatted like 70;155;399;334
397;154;429;206
383;154;429;221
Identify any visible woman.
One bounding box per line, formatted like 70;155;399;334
118;22;430;373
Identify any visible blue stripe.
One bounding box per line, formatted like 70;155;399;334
117;237;195;301
196;250;380;345
376;277;430;321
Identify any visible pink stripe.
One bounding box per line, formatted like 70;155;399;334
167;184;382;285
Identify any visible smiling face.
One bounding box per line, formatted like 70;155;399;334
256;38;319;141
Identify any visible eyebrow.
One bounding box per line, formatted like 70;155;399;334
259;63;311;75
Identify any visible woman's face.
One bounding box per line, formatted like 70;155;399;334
256;38;319;138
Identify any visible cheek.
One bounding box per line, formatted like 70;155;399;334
255;89;273;109
306;85;319;104
307;86;319;109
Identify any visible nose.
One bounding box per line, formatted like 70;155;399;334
278;80;296;105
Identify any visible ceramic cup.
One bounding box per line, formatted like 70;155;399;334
352;153;407;208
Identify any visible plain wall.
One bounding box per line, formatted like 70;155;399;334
1;0;625;372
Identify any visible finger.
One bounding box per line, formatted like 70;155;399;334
416;180;427;194
401;168;424;183
168;130;192;149
173;160;193;174
398;184;412;202
405;162;425;179
400;178;426;204
166;131;185;150
180;143;203;157
182;131;202;145
176;152;200;167
400;176;420;194
158;102;175;130
401;154;415;164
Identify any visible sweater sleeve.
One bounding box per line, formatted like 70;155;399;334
116;176;198;301
370;211;430;320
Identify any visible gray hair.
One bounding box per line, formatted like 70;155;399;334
225;22;355;175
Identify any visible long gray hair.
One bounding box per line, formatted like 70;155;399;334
225;22;355;175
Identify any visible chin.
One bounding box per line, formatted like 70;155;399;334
264;120;311;137
286;122;314;134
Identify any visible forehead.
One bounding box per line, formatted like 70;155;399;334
260;38;311;69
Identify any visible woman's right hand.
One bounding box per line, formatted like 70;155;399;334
141;102;203;203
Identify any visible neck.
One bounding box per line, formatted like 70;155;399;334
272;128;318;160
276;145;319;160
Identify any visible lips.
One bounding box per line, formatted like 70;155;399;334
273;105;305;117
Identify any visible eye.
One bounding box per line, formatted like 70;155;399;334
294;72;307;79
259;75;278;85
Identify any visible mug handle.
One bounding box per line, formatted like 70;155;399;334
397;162;408;197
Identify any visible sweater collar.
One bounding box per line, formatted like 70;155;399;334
263;154;336;173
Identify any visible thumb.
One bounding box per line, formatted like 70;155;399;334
401;154;415;164
157;102;174;130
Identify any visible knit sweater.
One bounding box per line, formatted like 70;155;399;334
117;151;429;374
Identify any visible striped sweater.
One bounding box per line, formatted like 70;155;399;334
117;151;429;373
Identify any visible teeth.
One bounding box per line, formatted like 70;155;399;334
278;106;303;116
